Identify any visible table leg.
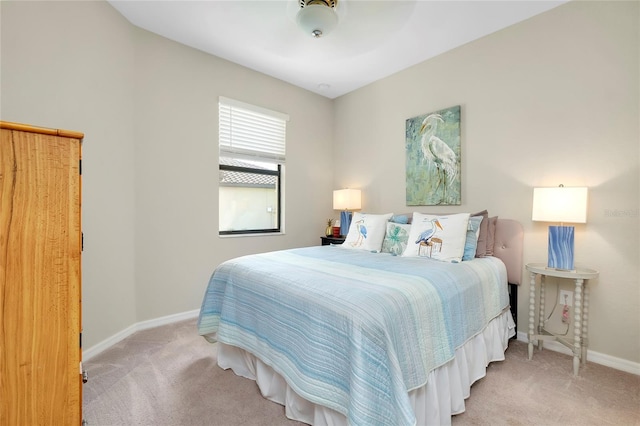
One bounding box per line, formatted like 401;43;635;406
528;272;536;360
582;282;590;365
537;275;546;351
573;278;584;376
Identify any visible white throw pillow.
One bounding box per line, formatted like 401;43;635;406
342;212;393;252
402;212;470;262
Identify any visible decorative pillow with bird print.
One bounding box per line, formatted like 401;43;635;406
342;212;393;252
402;212;470;262
381;222;411;255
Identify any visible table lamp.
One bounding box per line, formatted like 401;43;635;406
333;188;361;237
532;185;588;271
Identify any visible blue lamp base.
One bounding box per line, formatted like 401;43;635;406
340;211;352;237
547;225;575;270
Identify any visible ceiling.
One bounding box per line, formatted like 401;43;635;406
108;0;567;99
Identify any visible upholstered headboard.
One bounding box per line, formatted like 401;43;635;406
493;219;524;286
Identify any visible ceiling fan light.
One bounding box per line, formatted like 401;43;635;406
296;3;338;38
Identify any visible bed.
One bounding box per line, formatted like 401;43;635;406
198;213;523;426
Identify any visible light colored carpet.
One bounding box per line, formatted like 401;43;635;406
83;318;640;426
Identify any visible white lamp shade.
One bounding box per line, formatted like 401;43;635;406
333;189;361;211
296;4;338;38
532;187;588;223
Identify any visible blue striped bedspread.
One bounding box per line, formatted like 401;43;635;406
197;246;509;426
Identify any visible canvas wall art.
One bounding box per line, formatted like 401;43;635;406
405;105;461;206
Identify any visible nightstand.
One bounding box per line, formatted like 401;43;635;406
321;236;345;246
526;263;599;375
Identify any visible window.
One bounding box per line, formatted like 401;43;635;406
218;97;288;235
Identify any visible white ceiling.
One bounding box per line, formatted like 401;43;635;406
108;0;567;99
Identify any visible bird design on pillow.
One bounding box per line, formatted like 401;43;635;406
350;219;367;247
416;218;443;257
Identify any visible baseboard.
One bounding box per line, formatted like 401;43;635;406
516;331;640;376
83;309;200;362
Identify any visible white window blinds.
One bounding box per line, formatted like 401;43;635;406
219;97;289;163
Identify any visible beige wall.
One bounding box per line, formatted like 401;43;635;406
1;1;139;349
1;1;334;347
130;27;334;322
333;1;639;365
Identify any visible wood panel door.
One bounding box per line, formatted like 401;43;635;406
0;122;83;425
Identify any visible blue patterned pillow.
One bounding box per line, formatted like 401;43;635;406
462;216;483;261
381;222;411;255
389;214;410;224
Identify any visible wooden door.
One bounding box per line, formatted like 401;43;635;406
0;122;83;425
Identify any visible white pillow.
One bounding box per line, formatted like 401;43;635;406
402;212;470;262
343;212;393;252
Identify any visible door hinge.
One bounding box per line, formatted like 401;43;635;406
79;159;82;175
80;362;88;383
82;232;84;251
79;332;82;348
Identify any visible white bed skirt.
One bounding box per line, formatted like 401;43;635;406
217;309;515;426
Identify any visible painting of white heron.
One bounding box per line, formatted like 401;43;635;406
405;105;461;205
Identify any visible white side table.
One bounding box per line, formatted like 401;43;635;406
526;263;599;375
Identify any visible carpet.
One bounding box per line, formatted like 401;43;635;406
83;318;640;426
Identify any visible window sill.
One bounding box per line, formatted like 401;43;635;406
219;232;285;239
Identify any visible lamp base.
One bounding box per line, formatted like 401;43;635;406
340;211;352;237
547;225;575;271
